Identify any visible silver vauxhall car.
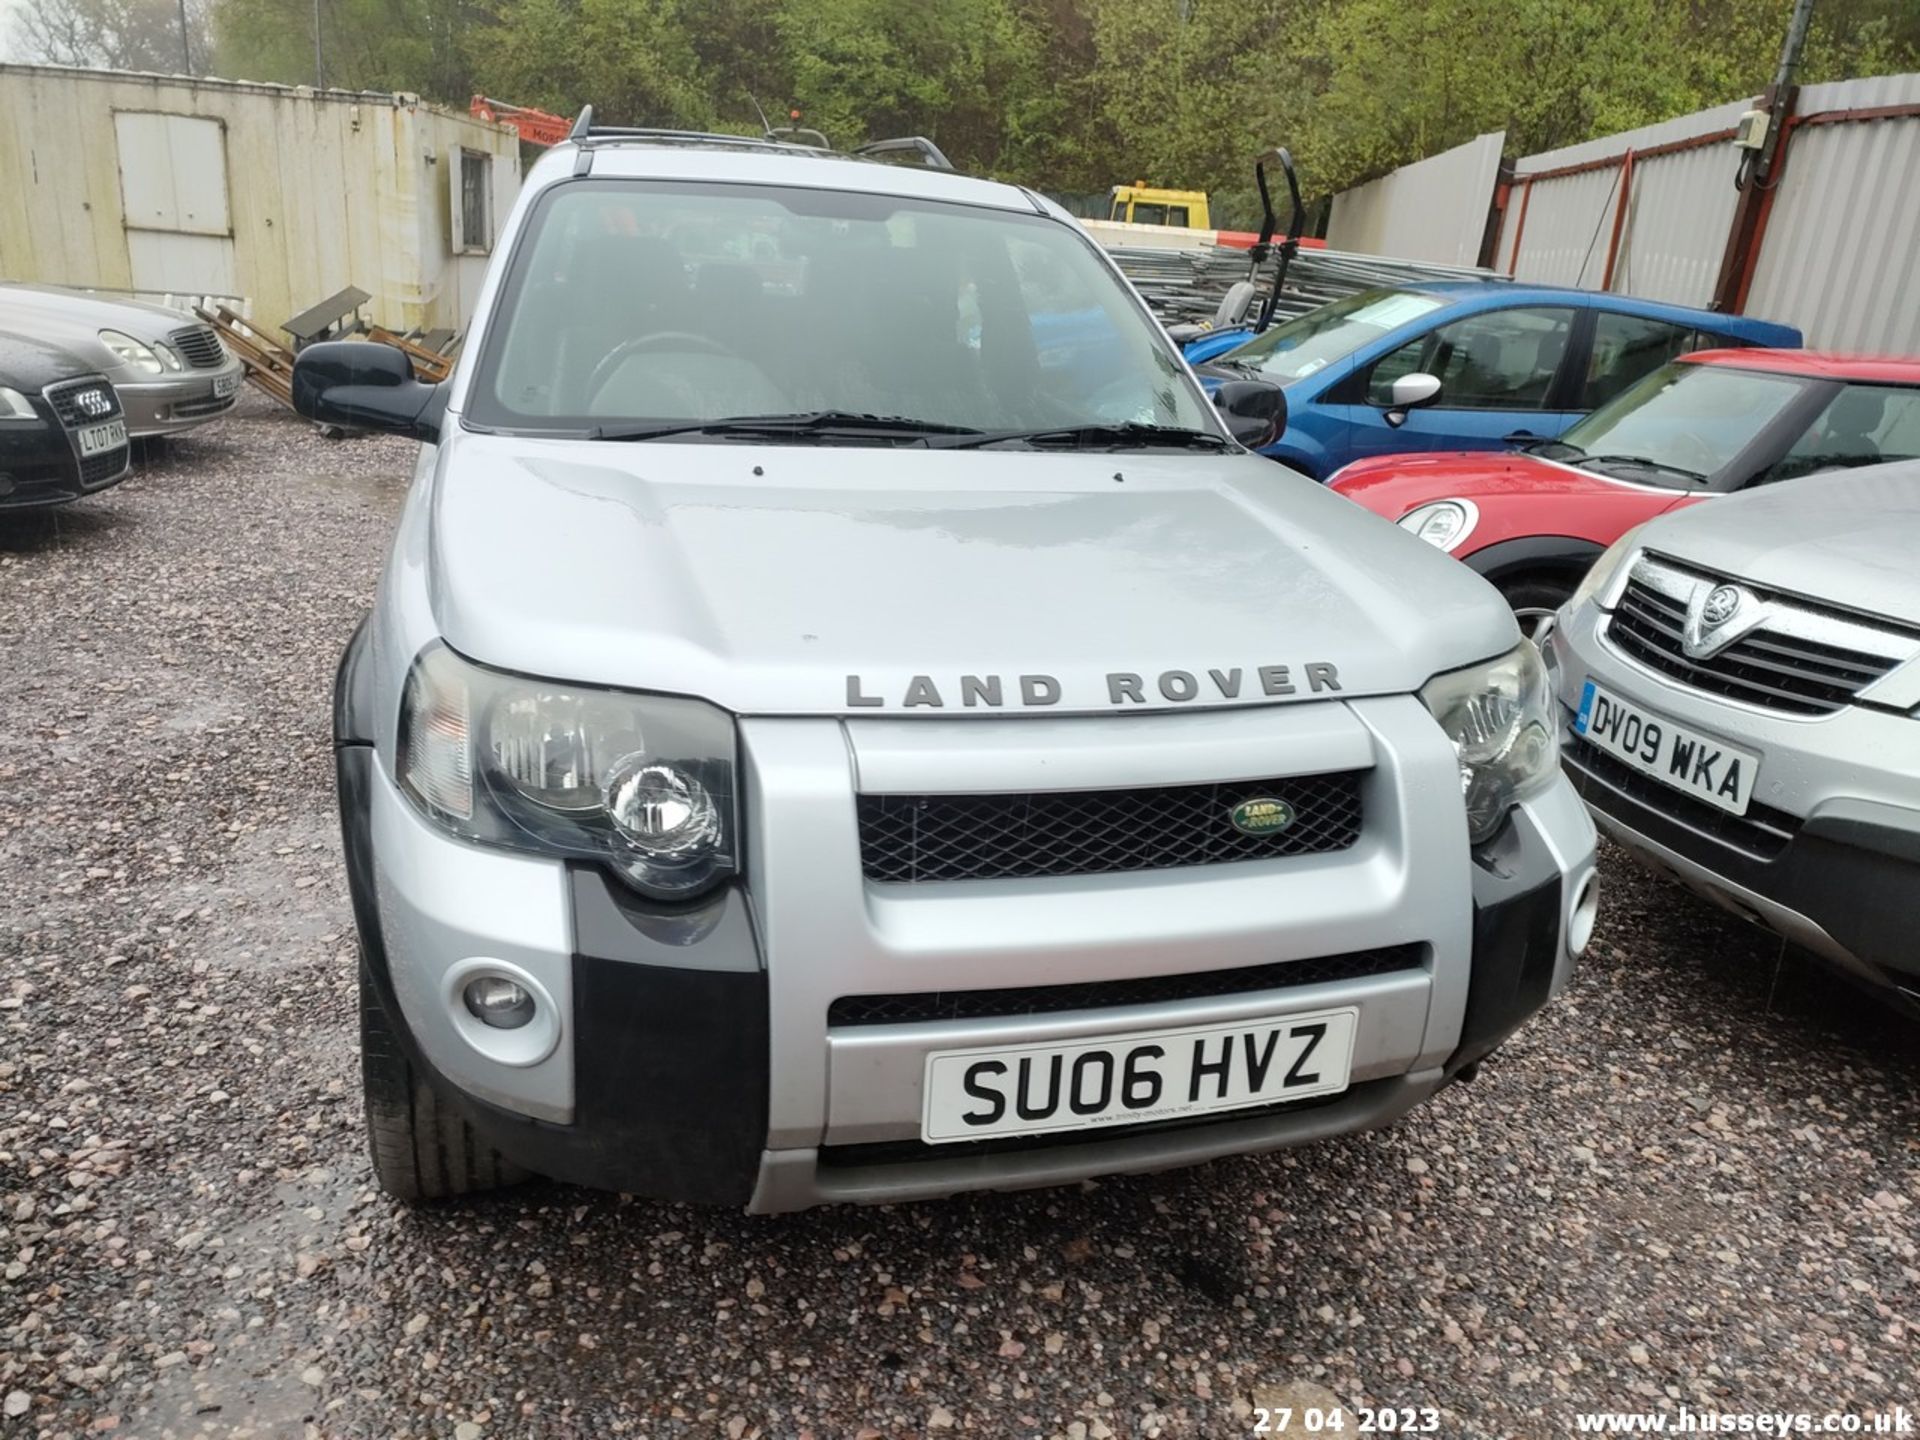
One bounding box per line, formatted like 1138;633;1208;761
298;117;1597;1213
1551;460;1920;1013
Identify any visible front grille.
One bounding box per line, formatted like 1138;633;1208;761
169;325;226;368
829;944;1425;1027
77;448;127;487
172;392;237;419
1565;733;1798;860
857;771;1365;884
44;378;121;428
1609;571;1907;717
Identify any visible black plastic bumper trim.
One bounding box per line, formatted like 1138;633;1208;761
336;743;770;1206
1448;806;1566;1075
1567;735;1920;985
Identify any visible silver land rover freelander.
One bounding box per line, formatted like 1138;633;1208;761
299;115;1598;1213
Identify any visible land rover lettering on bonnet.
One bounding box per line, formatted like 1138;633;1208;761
845;663;1343;709
301;110;1598;1213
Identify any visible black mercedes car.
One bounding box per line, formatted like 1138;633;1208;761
0;329;132;510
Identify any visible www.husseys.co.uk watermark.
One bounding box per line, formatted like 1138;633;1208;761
1574;1409;1912;1434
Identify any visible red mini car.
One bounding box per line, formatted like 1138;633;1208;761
1331;350;1920;640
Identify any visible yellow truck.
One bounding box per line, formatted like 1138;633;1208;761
1106;184;1211;230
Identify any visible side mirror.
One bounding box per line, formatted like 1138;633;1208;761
1212;378;1288;449
1384;372;1442;428
291;340;445;441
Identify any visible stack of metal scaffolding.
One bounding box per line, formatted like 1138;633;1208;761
1106;244;1501;329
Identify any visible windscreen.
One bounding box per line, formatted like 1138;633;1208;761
1558;361;1808;484
1221;288;1445;382
468;179;1212;436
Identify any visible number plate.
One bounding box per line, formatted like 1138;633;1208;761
921;1007;1357;1144
1575;678;1759;815
214;373;239;398
77;420;126;456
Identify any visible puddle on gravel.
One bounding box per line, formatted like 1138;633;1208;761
136;1165;369;1439
193;814;351;973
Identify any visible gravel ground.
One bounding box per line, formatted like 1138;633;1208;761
2;396;1917;1440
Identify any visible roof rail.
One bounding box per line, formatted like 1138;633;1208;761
850;136;954;171
767;124;833;150
566;105;827;156
560;106;962;174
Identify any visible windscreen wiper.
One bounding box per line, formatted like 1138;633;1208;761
1578;453;1707;485
1521;437;1584;460
933;422;1237;452
591;411;984;442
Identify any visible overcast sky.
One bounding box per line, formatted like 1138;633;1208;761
0;0;25;63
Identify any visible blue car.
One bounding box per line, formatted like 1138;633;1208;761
1186;282;1802;479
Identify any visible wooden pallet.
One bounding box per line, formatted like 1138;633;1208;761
365;325;458;383
195;307;461;407
195;304;297;406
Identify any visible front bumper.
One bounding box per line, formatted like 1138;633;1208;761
1549;599;1920;1002
116;359;244;436
0;416;130;510
338;677;1595;1211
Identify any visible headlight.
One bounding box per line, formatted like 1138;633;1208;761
1420;642;1558;845
398;645;737;900
1568;523;1647;613
1397;499;1478;552
99;329;173;376
0;386;36;421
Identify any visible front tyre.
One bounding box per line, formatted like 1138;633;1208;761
1499;577;1572;649
359;954;527;1202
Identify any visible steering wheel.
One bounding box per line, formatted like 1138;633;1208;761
1664;431;1719;477
585;331;741;407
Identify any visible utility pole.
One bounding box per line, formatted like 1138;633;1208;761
176;0;192;75
1754;0;1817;187
313;0;326;89
1709;0;1815;312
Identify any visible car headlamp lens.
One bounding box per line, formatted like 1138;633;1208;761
486;690;644;813
1420;642;1558;845
100;329;165;376
399;645;737;900
0;386;35;421
1569;523;1647;614
1397;499;1476;552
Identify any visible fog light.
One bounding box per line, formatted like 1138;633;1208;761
462;975;535;1030
1568;870;1600;958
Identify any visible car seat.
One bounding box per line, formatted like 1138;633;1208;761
1820;387;1889;463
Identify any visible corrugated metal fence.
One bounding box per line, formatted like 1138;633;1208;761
1744;73;1920;353
1325;132;1506;268
1327;71;1920;352
1494;101;1750;301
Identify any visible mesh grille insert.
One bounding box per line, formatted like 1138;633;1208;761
45;379;121;428
828;944;1425;1027
77;449;127;488
857;771;1365;884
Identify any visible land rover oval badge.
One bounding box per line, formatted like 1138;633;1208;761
1229;797;1295;836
